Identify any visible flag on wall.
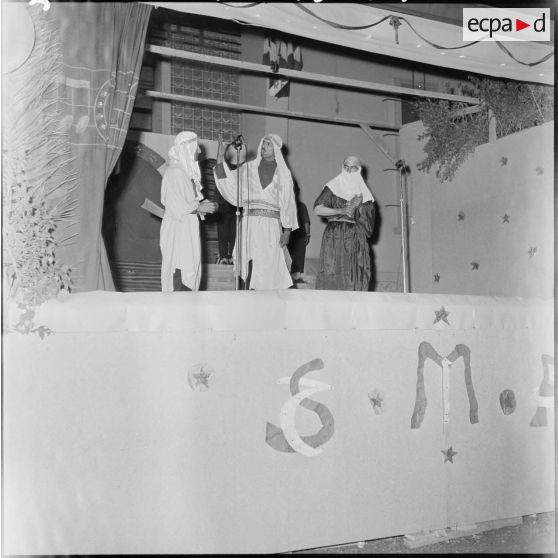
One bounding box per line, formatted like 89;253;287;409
262;35;302;98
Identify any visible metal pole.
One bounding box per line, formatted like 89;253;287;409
234;146;242;291
397;160;410;293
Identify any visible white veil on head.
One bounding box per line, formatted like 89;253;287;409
254;133;293;191
325;155;375;202
168;131;202;182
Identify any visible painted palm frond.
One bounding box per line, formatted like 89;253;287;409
3;7;77;309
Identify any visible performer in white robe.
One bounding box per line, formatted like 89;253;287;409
160;131;216;292
214;134;298;290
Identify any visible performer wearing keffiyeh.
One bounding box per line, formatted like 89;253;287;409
314;156;376;291
160;131;217;292
214;134;299;289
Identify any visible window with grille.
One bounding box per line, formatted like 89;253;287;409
139;9;242;142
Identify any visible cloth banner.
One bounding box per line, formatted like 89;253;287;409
262;35;303;98
50;2;152;291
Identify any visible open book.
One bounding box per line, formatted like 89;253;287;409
140;198;165;219
140;197;206;221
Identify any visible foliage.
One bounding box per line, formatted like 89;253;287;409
470;77;553;138
412;76;554;183
2;8;77;335
414;97;488;183
3;154;73;307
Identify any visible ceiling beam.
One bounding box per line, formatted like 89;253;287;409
359;125;397;164
144;90;400;131
146;44;481;105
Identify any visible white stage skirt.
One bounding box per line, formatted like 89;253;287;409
3;290;554;554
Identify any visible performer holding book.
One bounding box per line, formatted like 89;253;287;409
160;131;217;292
314;156;376;291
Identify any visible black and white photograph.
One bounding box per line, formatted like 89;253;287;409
2;0;554;554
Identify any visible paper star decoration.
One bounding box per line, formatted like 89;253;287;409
442;446;458;463
528;247;537;259
434;273;440;283
457;211;465;221
368;389;385;414
471;261;479;270
500;157;508;166
433;306;450;325
370;393;383;409
188;364;215;392
502;213;510;223
536;166;544;176
193;369;212;388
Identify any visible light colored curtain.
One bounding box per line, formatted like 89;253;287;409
52;2;152;291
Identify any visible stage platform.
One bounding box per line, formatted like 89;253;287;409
3;290;554;554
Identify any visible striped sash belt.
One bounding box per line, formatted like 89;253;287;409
327;217;355;224
247;208;280;219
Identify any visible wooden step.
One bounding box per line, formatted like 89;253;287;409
201;263;235;291
110;261;317;291
110;261;236;291
403;516;523;549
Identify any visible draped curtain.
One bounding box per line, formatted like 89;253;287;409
52;2;152;291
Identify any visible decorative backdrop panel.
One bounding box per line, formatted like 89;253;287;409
3;290;554;554
402;121;553;298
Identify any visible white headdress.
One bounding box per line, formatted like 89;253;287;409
325;156;375;203
167;131;203;199
254;133;294;192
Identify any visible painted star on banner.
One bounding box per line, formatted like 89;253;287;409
433;306;450;325
502;213;510;223
442;446;458;463
370;393;383;409
193;369;212;389
536;166;544;176
471;261;479;270
528;247;537;259
368;389;385;415
500;157;508;166
457;211;465;221
434;273;440;283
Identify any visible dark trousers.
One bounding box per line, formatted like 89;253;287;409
172;269;191;291
288;233;308;274
218;207;236;260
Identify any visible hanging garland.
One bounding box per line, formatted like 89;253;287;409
296;4;393;31
412;76;553;183
294;5;553;66
3;6;76;335
222;3;554;67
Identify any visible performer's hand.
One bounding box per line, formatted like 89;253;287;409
280;230;291;247
343;204;356;218
349;194;363;207
305;235;311;246
198;199;216;214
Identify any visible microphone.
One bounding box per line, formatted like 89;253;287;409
225;136;247;165
232;134;245;149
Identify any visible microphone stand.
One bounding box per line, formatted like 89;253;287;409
395;159;410;293
384;159;411;293
233;138;244;291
